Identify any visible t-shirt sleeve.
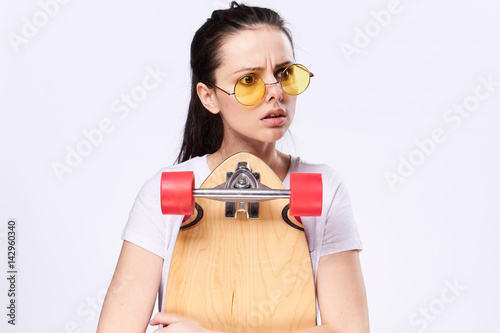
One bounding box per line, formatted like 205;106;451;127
320;175;363;256
121;171;167;259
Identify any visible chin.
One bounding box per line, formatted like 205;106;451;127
260;131;287;143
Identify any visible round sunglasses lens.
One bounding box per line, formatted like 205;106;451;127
281;64;311;96
234;74;265;106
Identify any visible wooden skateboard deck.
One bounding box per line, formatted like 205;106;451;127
164;152;316;332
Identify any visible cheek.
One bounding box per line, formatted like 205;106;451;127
218;99;250;124
282;96;297;120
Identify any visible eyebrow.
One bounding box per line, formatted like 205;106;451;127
233;60;294;75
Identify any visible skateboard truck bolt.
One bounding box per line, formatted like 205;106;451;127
225;162;260;219
235;177;250;189
190;161;292;219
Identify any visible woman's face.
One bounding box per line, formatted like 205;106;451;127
207;26;297;147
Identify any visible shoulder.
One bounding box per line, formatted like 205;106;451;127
122;158;211;259
290;156;362;256
138;155;211;198
288;155;352;208
161;155;210;173
290;156;344;188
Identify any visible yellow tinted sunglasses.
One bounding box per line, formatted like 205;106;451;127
210;64;314;106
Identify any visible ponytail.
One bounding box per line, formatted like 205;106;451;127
176;80;224;163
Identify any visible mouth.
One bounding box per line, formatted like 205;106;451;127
261;109;286;120
261;109;287;126
264;113;284;119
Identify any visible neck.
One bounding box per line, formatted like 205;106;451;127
207;140;290;182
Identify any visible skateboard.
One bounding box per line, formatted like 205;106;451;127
160;152;322;332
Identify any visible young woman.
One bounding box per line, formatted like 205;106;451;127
97;2;369;332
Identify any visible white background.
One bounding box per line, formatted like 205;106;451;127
1;0;499;332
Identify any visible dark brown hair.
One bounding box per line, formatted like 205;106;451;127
176;1;294;163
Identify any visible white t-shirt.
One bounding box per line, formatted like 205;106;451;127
121;154;363;323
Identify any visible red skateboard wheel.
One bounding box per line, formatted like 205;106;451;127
289;173;322;216
161;171;195;215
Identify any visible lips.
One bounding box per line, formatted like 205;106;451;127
261;108;286;120
264;113;283;119
261;108;286;126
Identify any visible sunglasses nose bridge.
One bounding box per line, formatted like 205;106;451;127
263;80;283;101
264;81;281;89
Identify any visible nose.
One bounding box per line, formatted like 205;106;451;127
264;81;283;102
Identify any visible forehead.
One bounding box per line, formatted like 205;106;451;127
218;26;294;74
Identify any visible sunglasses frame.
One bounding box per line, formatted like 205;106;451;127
208;64;314;106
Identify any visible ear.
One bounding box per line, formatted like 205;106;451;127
196;82;220;114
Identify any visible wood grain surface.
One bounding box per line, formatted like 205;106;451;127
164;152;315;332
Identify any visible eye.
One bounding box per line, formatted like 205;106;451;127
240;75;257;85
278;66;293;80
